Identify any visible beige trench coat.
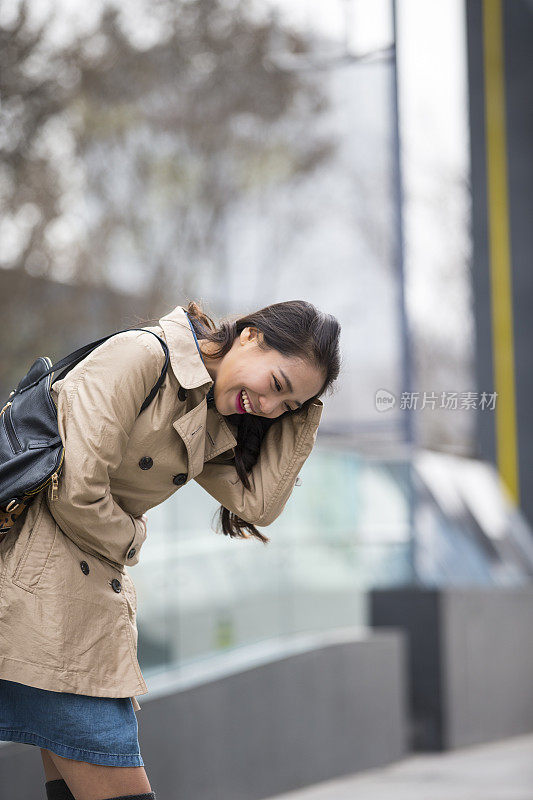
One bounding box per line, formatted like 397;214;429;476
0;305;323;711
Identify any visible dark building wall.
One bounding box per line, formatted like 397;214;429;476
503;1;533;527
466;0;533;528
371;587;533;751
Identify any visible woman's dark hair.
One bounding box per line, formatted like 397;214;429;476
184;299;341;545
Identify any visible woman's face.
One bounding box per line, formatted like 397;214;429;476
202;326;324;419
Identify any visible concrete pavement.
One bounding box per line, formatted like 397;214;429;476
265;733;533;800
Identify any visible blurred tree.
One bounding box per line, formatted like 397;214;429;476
0;0;332;307
0;0;82;275
0;0;333;393
72;0;333;311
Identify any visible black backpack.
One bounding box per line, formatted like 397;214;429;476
0;328;169;534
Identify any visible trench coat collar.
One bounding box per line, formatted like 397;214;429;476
158;304;213;390
158;304;237;473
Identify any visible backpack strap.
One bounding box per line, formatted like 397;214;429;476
15;329;170;414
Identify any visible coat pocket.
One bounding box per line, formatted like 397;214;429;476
12;494;57;594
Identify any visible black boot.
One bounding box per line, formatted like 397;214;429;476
45;778;156;800
45;779;75;800
98;795;155;800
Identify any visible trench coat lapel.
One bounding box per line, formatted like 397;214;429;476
172;400;208;480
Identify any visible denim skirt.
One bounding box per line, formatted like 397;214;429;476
0;679;143;767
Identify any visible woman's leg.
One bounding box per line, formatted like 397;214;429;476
41;748;152;800
41;748;63;780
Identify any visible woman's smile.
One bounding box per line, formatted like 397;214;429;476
236;388;255;414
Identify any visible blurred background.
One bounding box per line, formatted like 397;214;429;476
1;1;533;799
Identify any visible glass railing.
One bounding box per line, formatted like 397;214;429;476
136;445;415;678
136;443;533;680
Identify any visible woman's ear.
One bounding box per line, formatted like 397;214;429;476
241;326;261;345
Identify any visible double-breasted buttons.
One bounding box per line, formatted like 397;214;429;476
111;578;122;593
80;561;90;575
139;456;153;470
178;386;187;401
173;473;187;486
127;548;136;559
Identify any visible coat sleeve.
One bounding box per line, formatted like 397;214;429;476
194;398;323;527
46;330;167;570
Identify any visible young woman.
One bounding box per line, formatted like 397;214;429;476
0;299;341;800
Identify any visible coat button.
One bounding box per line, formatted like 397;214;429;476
127;548;136;559
80;561;90;575
178;386;187;401
139;456;153;470
111;578;122;593
173;473;187;486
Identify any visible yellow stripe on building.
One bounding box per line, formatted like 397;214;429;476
482;0;519;504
